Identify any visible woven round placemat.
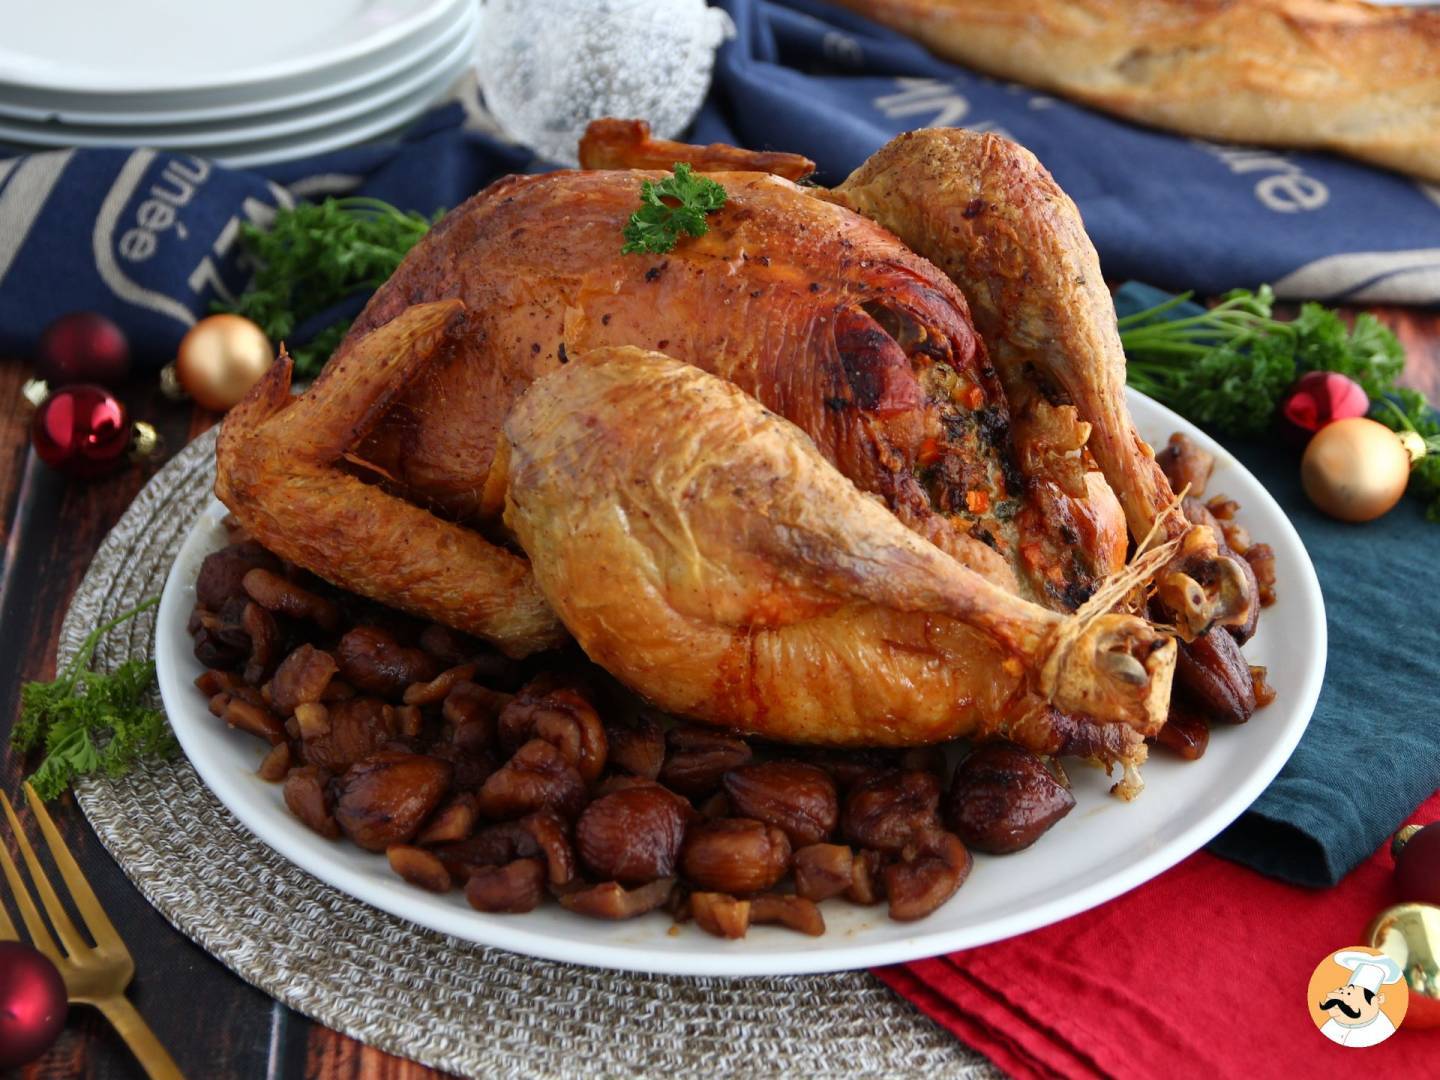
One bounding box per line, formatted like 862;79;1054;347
60;430;999;1079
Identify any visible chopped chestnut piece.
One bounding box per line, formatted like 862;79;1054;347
387;845;451;893
416;793;479;846
884;832;972;921
604;714;666;780
723;761;838;847
284;766;339;839
689;892;751;939
294;702;331;740
519;809;577;887
1251;665;1277;709
404;662;481;707
660;725;753;798
464;858;546;913
842;770;942;852
335;626;438;698
1175;627;1256;724
792;843;854;902
221;697;286;745
750;894;825;936
257;742;292;782
680;818;791;894
240;601;280;684
195;669;243;696
442;682;510;745
1154;705;1210;762
474;738;586;821
557;878;675;920
395;703;423;739
1245;543;1277;607
192;625;247;670
846;849;884;905
1158;432;1214;500
241;568;339;630
576;785;688;884
270;644;338;716
298;697;398;771
334;751;453;852
944;741;1076;854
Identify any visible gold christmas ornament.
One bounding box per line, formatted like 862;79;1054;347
164;314;273;412
1367;903;1440;1030
1300;417;1412;522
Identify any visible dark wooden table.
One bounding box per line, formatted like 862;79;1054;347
3;306;1439;1079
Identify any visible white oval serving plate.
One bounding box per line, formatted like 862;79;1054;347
156;389;1325;976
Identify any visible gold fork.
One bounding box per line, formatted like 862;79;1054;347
0;783;183;1079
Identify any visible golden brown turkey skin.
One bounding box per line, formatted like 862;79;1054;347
504;347;1170;758
348;166;1123;605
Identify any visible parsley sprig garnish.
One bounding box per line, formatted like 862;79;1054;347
220;196;439;377
12;597;176;800
621;164;727;255
1120;285;1405;437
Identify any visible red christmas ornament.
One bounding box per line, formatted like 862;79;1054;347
0;941;67;1070
29;384;158;479
1278;370;1369;444
35;311;131;388
1395;822;1440;905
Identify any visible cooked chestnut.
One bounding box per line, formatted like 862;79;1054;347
1251;665;1277;708
241;568;339;630
474;738;586;821
293;702;330;740
557;878;675;920
284;765;339;839
257;741;292;782
336;626;438;698
334;751;453;852
841;770;942;852
387;845;451;892
944;741;1076;854
239;602;280;684
883;831;972;921
195;669;243;696
792;843;854;902
689;892;750;939
464;858;546;913
1154;704;1210;762
750;894;825;936
576;786;688;884
442;681;510;749
416;793;479;845
660;726;753;797
604;714;666;780
1245;543;1277;607
221;697;286;745
270;645;338;716
1158;432;1214;499
298;697;398;771
497;685;607;782
519;808;577;888
195;541;281;608
403;662;480;706
680;818;790;894
723;761;837;847
846;849;884;905
1175;627;1256;724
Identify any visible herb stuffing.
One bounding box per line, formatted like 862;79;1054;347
621;164;728;255
12;598;175;800
1119;286;1405;437
220;197;440;378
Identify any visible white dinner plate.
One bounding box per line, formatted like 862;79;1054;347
155;389;1325;976
0;0;460;95
0;10;475;151
0;0;474;127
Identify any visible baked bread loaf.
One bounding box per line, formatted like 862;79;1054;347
833;0;1440;181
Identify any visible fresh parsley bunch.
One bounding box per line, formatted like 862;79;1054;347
621;164;728;255
1119;285;1405;437
221;197;440;377
12;598;176;800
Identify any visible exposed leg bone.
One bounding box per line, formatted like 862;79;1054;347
578;118;816;180
825;128;1254;637
215;301;566;658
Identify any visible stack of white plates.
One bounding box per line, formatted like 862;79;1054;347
0;0;478;166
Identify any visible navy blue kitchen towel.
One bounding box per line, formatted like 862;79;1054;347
1115;283;1440;888
3;0;1440;366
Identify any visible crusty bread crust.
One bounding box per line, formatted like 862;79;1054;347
834;0;1440;181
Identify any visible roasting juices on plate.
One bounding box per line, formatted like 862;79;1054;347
193;120;1276;937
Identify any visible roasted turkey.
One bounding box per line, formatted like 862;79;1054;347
216;120;1255;778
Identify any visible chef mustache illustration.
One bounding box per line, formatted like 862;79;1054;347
1318;993;1370;1019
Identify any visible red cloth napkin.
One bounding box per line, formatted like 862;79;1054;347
876;791;1440;1079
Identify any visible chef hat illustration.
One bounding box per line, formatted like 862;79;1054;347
1333;950;1404;994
